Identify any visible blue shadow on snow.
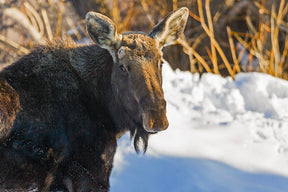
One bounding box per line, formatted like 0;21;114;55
110;155;288;192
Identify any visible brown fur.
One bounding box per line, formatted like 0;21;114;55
0;8;188;192
0;80;20;138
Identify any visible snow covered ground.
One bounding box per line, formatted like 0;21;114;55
110;64;288;191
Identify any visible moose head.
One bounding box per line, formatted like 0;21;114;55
86;7;188;137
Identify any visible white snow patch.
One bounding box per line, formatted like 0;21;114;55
114;64;288;177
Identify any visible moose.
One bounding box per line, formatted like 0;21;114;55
0;7;188;192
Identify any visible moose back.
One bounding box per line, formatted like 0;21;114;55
0;7;188;192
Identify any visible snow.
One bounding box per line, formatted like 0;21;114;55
148;67;288;176
111;63;288;191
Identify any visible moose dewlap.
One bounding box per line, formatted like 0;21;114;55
0;7;188;192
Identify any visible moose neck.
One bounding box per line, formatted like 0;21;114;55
70;45;139;137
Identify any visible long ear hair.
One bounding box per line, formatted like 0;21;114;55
86;11;122;51
149;7;189;48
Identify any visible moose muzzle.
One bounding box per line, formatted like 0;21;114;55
142;109;169;133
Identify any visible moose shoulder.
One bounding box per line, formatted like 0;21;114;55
0;7;188;192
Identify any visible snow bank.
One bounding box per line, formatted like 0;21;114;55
114;64;288;177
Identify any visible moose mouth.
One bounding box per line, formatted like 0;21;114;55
142;110;169;133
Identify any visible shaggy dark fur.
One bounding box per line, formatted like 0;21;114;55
0;8;188;192
0;44;122;191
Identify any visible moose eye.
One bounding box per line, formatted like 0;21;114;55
120;65;127;72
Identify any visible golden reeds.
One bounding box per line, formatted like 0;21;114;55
1;0;287;80
176;0;288;79
197;0;235;78
0;34;30;55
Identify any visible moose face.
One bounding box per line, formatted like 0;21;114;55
86;7;188;133
112;33;168;133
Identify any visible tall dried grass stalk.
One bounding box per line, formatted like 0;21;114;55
0;34;30;54
24;2;44;37
140;0;155;29
112;0;121;26
205;0;219;74
271;0;288;77
177;38;212;73
189;10;200;22
227;27;241;73
41;9;53;41
280;34;288;69
47;0;56;8
121;0;136;31
55;0;64;38
173;0;178;10
197;0;235;78
3;8;43;41
271;4;279;76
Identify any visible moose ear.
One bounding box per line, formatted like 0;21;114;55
149;7;189;48
86;12;122;50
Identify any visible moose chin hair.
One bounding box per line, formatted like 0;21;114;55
130;125;151;153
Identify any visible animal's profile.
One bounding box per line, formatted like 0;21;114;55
0;7;188;192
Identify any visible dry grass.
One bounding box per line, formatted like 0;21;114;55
230;0;288;79
174;0;288;80
0;34;30;55
0;0;79;62
1;0;288;80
